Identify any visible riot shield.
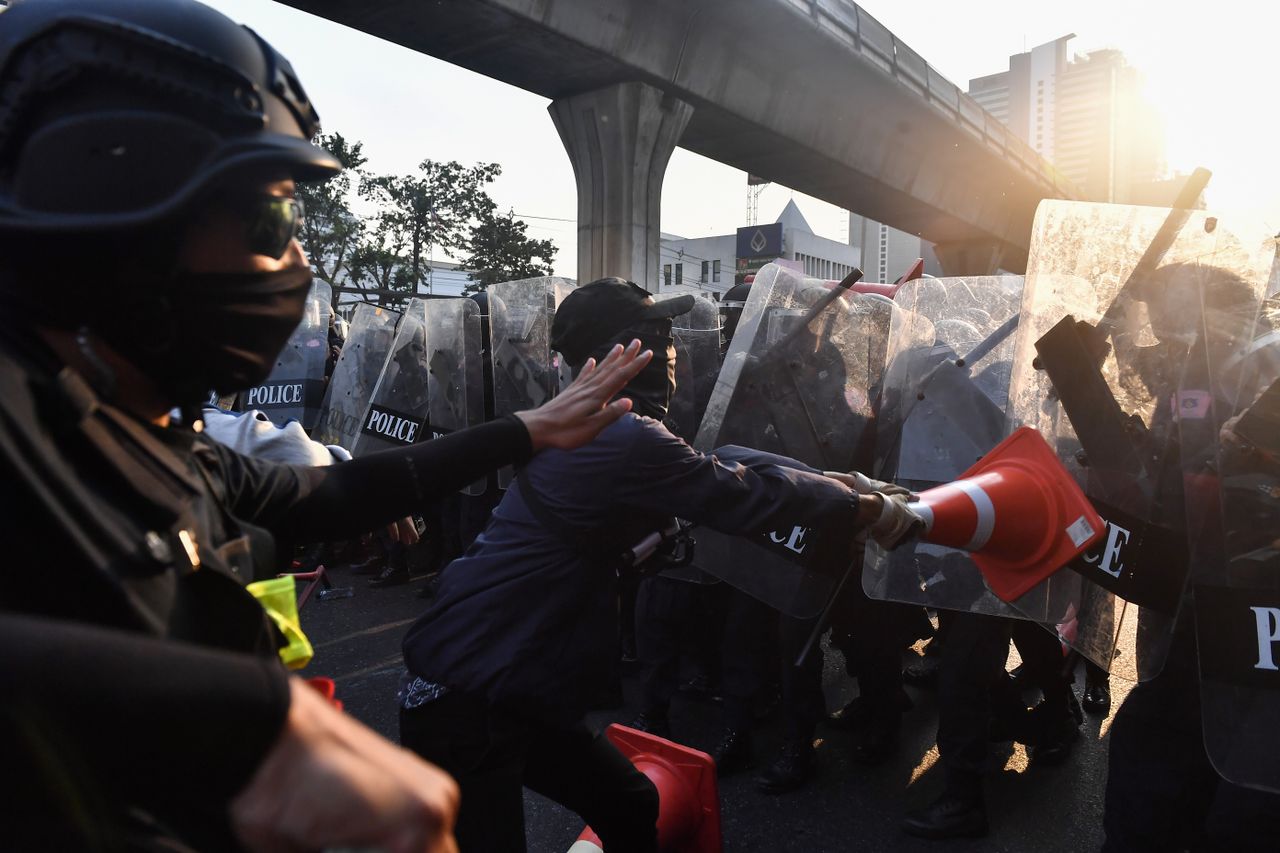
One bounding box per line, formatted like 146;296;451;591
661;294;721;441
690;263;931;617
351;299;432;457
423;298;487;495
862;275;1029;617
489;276;576;487
1004;199;1274;680
1178;259;1280;791
314;302;399;452
239;280;333;428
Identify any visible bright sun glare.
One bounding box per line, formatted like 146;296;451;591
1093;6;1280;230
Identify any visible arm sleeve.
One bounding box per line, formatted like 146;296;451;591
210;415;533;543
614;422;862;534
0;612;291;804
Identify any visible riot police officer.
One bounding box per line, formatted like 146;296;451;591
0;2;649;849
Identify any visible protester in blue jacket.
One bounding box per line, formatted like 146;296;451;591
399;277;921;852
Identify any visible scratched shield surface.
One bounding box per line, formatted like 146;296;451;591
1001;199;1273;680
1180;261;1280;791
314;301;400;453
862;275;1041;620
352;299;433;456
690;262;930;617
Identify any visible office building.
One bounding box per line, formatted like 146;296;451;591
968;35;1165;203
658;200;861;297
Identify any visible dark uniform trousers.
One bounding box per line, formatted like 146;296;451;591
721;588;826;741
635;574;726;712
936;612;1068;788
636;579;826;741
400;692;659;853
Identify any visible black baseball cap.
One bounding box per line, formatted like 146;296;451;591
551;277;694;365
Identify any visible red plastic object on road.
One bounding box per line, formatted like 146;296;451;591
569;724;721;853
305;676;343;712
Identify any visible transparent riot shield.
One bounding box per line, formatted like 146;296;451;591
862;275;1029;617
239;280;333;428
1178;257;1280;791
351;299;432;457
424;298;487;495
690;264;932;617
662;294;721;441
1004;199;1274;680
489;276;576;487
314;302;400;452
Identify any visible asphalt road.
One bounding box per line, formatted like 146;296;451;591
301;564;1126;852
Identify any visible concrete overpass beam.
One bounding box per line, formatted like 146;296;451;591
932;239;1022;276
549;82;693;287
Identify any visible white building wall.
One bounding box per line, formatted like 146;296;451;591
788;229;860;281
658;234;735;296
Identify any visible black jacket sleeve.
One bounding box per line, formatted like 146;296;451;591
1;612;291;808
207;415;533;543
613;420;862;534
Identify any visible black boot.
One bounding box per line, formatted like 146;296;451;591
902;653;942;689
755;740;814;794
1082;666;1111;716
709;729;754;776
826;689;912;730
1028;698;1080;767
368;563;411;588
901;790;988;839
850;712;901;766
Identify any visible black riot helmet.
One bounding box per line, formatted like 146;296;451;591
0;0;341;235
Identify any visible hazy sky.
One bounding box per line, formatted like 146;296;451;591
204;0;1280;276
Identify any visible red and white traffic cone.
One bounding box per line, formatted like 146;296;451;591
569;725;721;853
912;426;1105;601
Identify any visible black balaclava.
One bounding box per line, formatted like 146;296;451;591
582;317;677;421
0;232;312;406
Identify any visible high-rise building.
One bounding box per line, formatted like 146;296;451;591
968;35;1165;203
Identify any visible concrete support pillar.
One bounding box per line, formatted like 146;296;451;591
932;239;1023;276
549;82;693;288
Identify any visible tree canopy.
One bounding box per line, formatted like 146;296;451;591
300;135;557;306
461;208;558;293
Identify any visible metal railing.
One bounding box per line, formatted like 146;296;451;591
801;0;1081;199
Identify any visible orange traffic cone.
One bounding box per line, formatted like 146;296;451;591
912;426;1105;602
569;725;721;853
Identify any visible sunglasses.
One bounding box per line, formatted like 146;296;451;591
222;194;306;259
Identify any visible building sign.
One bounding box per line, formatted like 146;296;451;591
735;222;785;283
735;222;783;259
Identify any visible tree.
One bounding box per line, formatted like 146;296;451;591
360;159;501;295
296;132;367;308
346;212;413;307
461;208;558;293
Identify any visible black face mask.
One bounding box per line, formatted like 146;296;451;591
626;334;678;421
99;266;313;405
583;321;677;421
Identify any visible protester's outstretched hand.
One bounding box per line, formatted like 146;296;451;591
515;340;653;451
231;678;459;853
